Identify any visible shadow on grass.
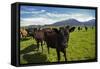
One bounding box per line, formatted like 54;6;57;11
20;44;38;54
23;52;48;63
20;37;31;41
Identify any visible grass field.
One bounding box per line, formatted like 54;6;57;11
20;27;96;64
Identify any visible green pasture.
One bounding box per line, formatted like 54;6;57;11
20;27;96;64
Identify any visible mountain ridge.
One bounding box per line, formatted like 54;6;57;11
51;18;95;26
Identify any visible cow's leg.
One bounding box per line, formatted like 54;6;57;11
41;41;43;53
47;46;50;54
56;49;60;62
37;41;39;51
62;48;67;61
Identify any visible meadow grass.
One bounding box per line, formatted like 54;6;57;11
20;28;96;64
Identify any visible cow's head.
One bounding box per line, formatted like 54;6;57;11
59;26;75;37
58;26;75;48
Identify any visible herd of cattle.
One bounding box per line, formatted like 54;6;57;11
20;26;93;62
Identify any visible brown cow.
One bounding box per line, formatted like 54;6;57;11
20;28;28;38
44;26;75;62
33;28;52;52
33;29;45;52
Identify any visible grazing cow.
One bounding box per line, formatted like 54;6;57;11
85;26;88;31
44;26;75;62
78;27;80;31
20;29;28;38
92;26;94;29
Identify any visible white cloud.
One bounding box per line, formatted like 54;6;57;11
21;17;56;26
21;9;46;14
70;13;95;22
46;12;95;22
41;10;46;12
54;13;94;20
26;8;36;11
46;12;70;17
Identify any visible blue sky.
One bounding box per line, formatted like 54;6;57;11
20;5;95;26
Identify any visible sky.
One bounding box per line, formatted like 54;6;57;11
20;5;95;26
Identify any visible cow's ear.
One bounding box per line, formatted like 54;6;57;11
69;27;75;32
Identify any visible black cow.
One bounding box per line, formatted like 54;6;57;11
44;26;75;62
92;26;94;29
85;26;88;31
78;27;80;31
25;28;35;37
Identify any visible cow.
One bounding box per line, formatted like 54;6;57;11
44;26;75;62
25;28;34;37
92;26;94;29
85;26;88;31
33;29;45;52
78;27;80;31
20;28;28;38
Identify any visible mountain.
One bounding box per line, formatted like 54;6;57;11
51;19;95;26
82;19;95;26
52;19;81;26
